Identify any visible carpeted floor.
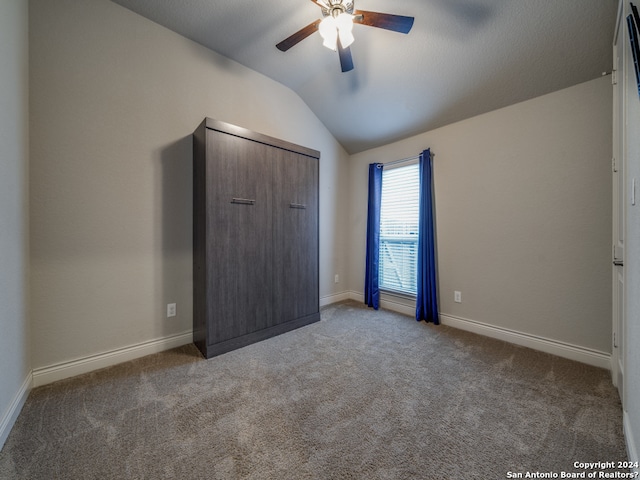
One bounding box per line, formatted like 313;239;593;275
0;301;627;479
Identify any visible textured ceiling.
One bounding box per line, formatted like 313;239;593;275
110;0;618;154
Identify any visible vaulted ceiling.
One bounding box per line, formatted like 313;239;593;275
111;0;618;154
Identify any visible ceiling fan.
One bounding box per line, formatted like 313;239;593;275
276;0;414;72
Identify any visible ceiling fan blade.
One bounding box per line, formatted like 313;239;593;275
337;40;354;72
353;10;415;34
276;19;321;51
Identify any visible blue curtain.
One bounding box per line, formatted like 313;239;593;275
364;163;383;309
416;149;439;324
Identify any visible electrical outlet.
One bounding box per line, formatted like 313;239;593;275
167;303;177;317
454;291;462;303
334;274;339;284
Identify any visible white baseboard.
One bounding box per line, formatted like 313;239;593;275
32;331;193;387
625;411;639;469
0;372;32;450
320;291;352;307
347;290;364;303
379;297;414;317
439;314;611;370
324;292;610;370
345;290;416;317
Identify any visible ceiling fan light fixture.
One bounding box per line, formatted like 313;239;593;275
336;12;354;48
336;12;353;29
319;15;338;50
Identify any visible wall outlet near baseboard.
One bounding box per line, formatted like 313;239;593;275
334;274;339;284
167;303;176;317
454;291;462;303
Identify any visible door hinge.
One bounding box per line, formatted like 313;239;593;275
614;332;618;348
613;157;617;173
612;70;618;85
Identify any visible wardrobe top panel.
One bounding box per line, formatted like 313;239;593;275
202;118;320;160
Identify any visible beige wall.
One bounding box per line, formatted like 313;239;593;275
12;0;636;457
25;0;621;405
29;0;349;371
0;0;30;448
348;76;612;353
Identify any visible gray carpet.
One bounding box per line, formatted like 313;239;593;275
0;301;627;479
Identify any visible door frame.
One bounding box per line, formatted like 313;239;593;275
611;0;626;406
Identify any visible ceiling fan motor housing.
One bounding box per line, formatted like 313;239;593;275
322;0;354;18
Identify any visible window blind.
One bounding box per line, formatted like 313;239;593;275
379;162;419;295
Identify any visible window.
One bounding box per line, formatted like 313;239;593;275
379;162;419;295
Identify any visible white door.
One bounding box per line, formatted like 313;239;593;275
612;6;625;404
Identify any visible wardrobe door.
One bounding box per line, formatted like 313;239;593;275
205;130;273;345
272;149;319;324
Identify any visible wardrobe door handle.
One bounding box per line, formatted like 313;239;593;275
289;203;306;210
231;198;256;205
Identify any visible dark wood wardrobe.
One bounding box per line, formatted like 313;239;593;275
193;118;320;359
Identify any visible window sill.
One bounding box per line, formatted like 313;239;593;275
380;289;417;301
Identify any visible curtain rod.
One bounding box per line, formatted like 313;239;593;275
378;152;434;168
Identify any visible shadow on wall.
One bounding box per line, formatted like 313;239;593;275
158;135;193;339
